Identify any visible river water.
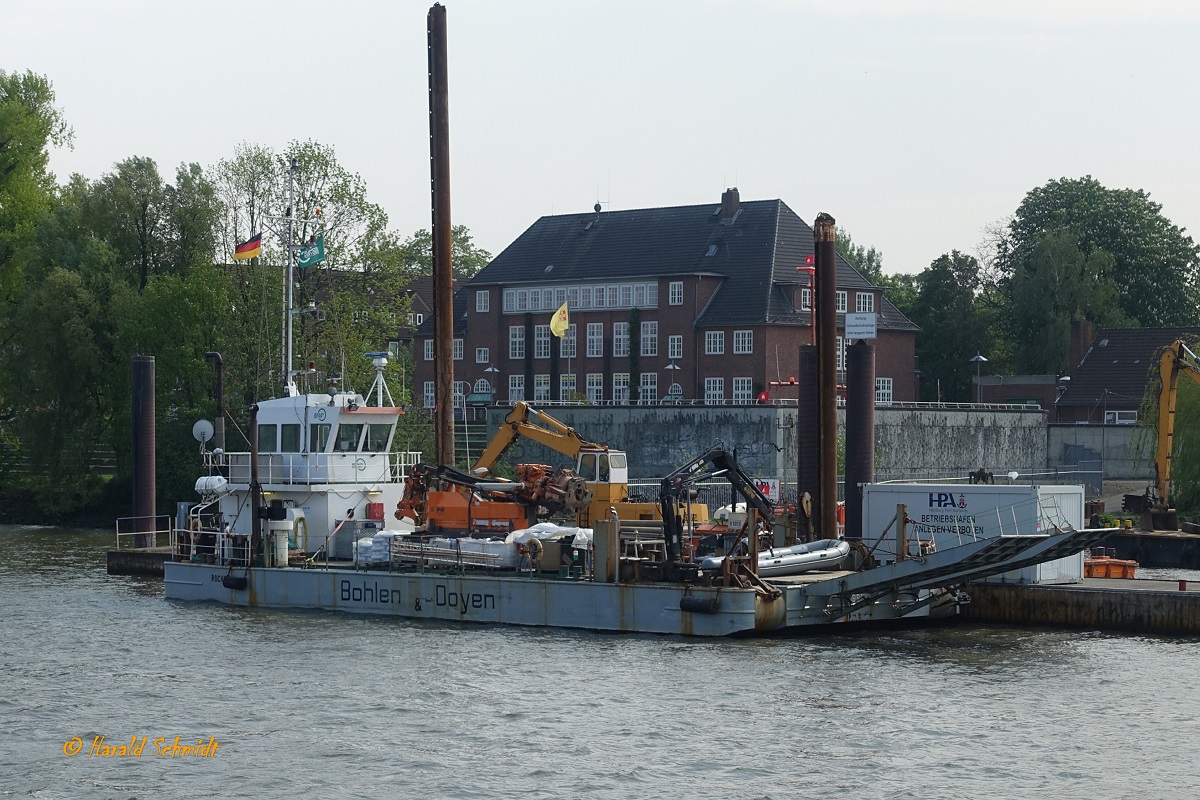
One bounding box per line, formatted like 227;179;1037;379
2;525;1197;799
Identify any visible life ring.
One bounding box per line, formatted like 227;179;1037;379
293;517;307;550
527;537;544;565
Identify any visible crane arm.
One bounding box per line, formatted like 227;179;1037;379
1153;339;1200;507
472;402;608;475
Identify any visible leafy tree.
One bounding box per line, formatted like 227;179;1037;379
0;70;71;302
908;251;995;402
836;227;884;284
1008;230;1127;373
396;225;492;278
997;176;1200;328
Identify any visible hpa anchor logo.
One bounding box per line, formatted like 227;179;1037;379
928;492;969;509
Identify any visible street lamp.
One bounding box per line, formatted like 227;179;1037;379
970;353;988;404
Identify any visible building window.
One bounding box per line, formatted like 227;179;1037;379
473;378;493;394
509;326;525;359
534;324;551;359
534;374;550;402
705;331;724;355
423;381;435;408
587;373;604;404
453;339;463;361
620;285;634;307
667;382;683;399
639;373;657;404
580;286;592;308
800;288;811;310
733;330;753;355
613;373;630;404
835;291;847;313
876;377;893;405
560;324;577;358
613;322;629;358
668;335;683;360
503;289;516;311
508;375;525;403
476;347;489;364
424;339;434;361
515;289;528;312
559;373;576;401
733;377;754;403
669;281;683;306
836;336;845;372
856;291;874;313
453;381;467;408
704;377;724;405
640;321;658;357
586;323;604;358
476;290;490;313
1105;410;1138;425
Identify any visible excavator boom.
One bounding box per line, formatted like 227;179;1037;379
1152;339;1200;517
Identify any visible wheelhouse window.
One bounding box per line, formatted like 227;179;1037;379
281;424;301;453
258;424;278;452
365;424;392;452
309;423;332;452
334;423;363;452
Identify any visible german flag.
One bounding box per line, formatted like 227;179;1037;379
232;232;263;261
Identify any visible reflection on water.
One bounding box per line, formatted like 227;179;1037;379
3;525;1198;800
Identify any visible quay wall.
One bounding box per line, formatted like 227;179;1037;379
963;583;1200;636
484;406;1048;482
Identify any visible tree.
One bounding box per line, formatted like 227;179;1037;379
0;70;71;301
1008;231;1127;374
908;251;995;402
396;225;492;279
997;176;1200;328
836;227;885;285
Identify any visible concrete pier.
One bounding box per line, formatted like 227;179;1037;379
107;547;172;577
963;579;1200;636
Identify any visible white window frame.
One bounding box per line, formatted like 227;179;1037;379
705;331;725;355
613;322;629;358
586;322;604;358
733;330;753;355
453;338;463;361
800;288;811;311
559;323;577;358
508;375;525;403
534;324;551;359
704;377;724;405
668;335;683;360
423;339;434;361
640;321;658;357
476;290;490;313
732;377;754;404
856;291;874;313
475;347;489;364
587;373;604;404
876;377;894;406
836;290;847;314
639;372;658;405
669;281;683;305
473;378;493;394
534;374;550;403
503;289;516;312
509;326;525;359
559;373;576;401
613;373;630;405
423;381;435;408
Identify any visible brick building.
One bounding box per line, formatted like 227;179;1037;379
413;189;919;409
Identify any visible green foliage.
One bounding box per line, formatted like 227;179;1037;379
1171;378;1200;513
997;176;1200;328
395;225;492;278
836;228;885;284
907;251;996;402
1007;231;1127;373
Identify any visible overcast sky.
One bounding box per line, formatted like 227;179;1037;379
5;0;1198;274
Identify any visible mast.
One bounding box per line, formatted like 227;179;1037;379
285;156;297;396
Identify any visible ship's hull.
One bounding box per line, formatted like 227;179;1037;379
163;561;956;636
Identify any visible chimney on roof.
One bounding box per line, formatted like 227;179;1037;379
1069;319;1093;371
720;187;740;221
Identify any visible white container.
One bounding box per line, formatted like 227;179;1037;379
860;483;1085;584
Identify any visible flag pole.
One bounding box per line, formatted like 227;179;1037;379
285;157;297;395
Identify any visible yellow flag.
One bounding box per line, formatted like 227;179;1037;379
550;301;569;338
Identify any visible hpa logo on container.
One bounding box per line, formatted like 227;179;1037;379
928;492;968;509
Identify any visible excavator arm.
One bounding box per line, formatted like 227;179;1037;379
1152;339;1200;515
472;401;608;476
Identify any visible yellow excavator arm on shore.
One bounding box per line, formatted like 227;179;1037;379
471;401;608;476
1152;339;1200;511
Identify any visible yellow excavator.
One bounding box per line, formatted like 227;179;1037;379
1140;339;1200;531
471;402;708;528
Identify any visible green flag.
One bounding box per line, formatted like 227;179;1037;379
297;236;325;268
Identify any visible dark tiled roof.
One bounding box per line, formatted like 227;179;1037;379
468;197;916;330
1057;327;1200;408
